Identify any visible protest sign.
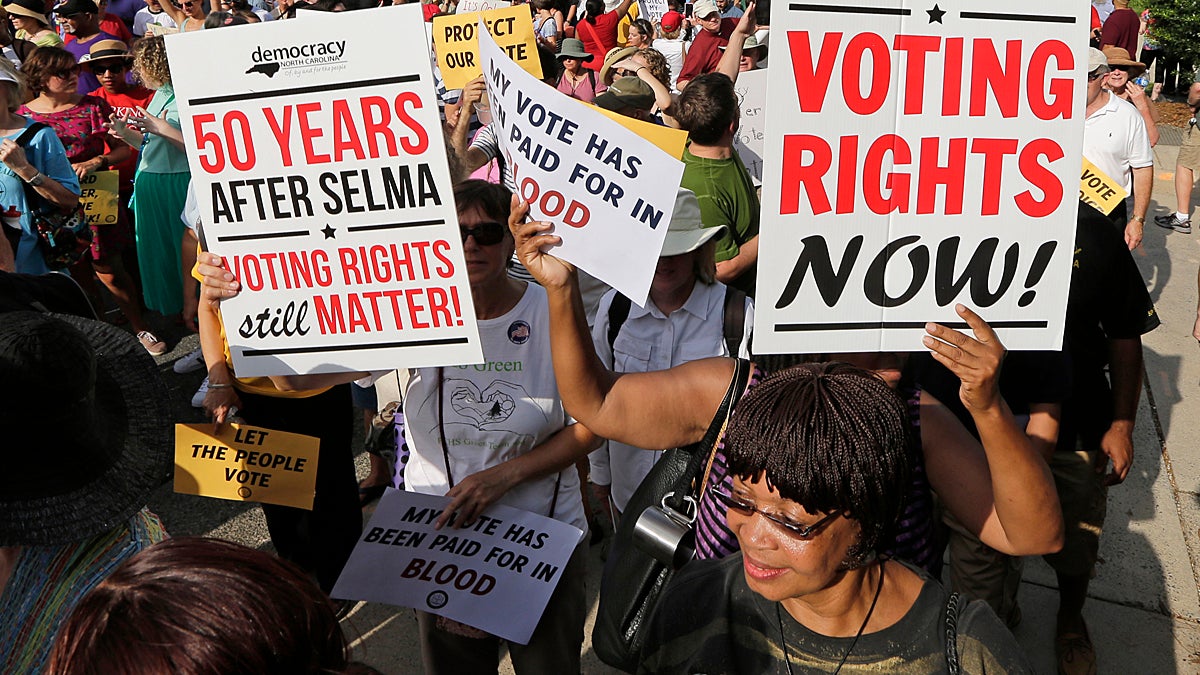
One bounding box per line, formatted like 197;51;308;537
1079;158;1127;215
479;26;683;306
78;169;118;225
592;104;687;159
733;68;767;185
754;1;1088;353
637;0;668;24
174;423;320;509
332;489;584;644
435;5;541;90
456;0;510;13
167;5;483;377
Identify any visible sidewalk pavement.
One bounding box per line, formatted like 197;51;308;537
149;130;1200;675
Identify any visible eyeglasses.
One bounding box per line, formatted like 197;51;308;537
711;488;842;539
459;221;506;246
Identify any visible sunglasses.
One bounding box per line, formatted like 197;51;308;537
52;67;80;79
94;63;127;74
459;221;506;246
711;488;842;539
1088;68;1109;81
1110;65;1133;73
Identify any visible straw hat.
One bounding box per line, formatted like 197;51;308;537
1101;47;1146;78
600;45;639;84
660;189;725;256
0;312;172;546
79;39;133;67
4;0;51;27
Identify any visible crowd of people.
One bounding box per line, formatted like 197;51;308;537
0;0;1195;674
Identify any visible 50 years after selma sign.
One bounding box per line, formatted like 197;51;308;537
167;5;483;377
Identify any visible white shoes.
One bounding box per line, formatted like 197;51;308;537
191;377;209;408
174;348;206;374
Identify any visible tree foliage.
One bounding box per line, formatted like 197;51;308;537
1143;1;1200;77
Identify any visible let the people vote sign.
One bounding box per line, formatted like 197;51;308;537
332;489;583;644
479;26;684;306
167;5;482;377
174;423;320;509
755;1;1087;353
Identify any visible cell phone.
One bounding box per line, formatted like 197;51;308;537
684;3;692;16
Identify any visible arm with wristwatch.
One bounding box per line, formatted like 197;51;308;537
0;137;78;211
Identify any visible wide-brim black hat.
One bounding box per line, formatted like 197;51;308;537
0;312;172;546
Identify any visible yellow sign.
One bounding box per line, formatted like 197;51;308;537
1079;158;1127;216
435;6;541;90
79;169;119;226
590;105;687;159
174;423;320;510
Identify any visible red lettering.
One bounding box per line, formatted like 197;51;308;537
406;288;431;329
780;134;832;215
1015;138;1063;217
347;294;370;333
313;295;345;334
863;134;911;214
969;39;1021;118
836;135;858;214
360;96;398;158
394;91;429;154
296;102;330;164
1027;40;1074;120
893;35;940;115
428;287;452;327
432;240;454;278
332;99;366;161
788;31;842;113
942;38;964;116
842;32;890;114
338;247;362;285
262;106;294;166
971;138;1019;216
916;137;967;214
383;289;406;329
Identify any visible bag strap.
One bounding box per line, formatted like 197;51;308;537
15;122;49;209
944;591;962;675
606;293;632;355
15;121;46;148
664;358;750;512
721;286;746;357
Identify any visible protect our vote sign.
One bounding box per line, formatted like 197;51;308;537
166;5;483;377
434;5;540;90
479;25;684;307
755;1;1088;353
174;423;319;509
331;489;584;644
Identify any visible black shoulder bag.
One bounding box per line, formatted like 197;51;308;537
16;122;90;270
592;357;751;672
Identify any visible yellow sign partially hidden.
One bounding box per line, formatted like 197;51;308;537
1079;158;1128;216
80;169;119;226
435;6;541;90
590;105;688;160
174;423;320;510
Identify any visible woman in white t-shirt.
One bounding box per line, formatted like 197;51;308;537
401;180;598;674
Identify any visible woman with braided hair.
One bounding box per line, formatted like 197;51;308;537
639;363;1033;673
506;200;1064;573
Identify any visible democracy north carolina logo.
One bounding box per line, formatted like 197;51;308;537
246;40;348;78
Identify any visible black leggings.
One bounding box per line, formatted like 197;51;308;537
238;384;361;592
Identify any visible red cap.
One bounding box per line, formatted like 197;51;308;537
660;11;683;32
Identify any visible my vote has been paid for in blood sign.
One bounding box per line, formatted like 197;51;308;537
754;1;1088;354
167;5;483;377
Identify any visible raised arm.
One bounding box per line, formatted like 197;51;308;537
920;304;1063;555
716;2;756;83
615;0;635;21
509;198;735;449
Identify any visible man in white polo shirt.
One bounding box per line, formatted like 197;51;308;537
1083;47;1154;250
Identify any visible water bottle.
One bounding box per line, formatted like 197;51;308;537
1133;74;1149;88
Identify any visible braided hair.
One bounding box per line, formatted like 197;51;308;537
725;362;912;563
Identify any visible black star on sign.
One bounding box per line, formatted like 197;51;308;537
321;224;336;239
927;3;945;23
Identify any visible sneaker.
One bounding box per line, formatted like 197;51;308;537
137;331;168;356
1056;622;1097;675
173;348;206;374
1154;214;1192;234
191;377;209;408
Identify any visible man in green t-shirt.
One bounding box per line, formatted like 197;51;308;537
674;72;759;296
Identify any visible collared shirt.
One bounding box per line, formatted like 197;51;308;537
1083;91;1153;193
588;281;753;511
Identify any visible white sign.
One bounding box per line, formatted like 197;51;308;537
167;6;483;377
637;0;669;24
733;68;767;186
456;0;511;13
479;25;684;306
755;1;1087;353
331;489;584;644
